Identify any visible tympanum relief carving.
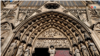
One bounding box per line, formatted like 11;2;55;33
35;28;70;48
35;39;69;48
38;28;66;38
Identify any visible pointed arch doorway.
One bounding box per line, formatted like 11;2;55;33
32;48;71;56
4;11;100;56
32;28;71;56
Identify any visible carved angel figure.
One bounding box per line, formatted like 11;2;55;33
74;47;81;56
81;43;89;56
16;45;23;56
24;48;30;56
88;41;99;56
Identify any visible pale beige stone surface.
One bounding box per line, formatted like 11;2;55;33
1;1;100;56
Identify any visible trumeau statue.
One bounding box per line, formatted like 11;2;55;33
5;41;17;56
74;47;81;56
24;48;30;56
81;43;89;56
88;40;99;56
16;45;23;56
48;45;56;56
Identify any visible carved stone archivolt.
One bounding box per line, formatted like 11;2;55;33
3;11;100;56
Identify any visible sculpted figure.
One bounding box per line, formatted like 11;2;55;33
1;23;9;29
22;35;27;43
15;33;21;40
88;40;99;56
77;36;83;43
1;12;7;19
28;38;33;46
94;23;100;30
16;45;23;56
72;38;77;45
81;43;89;56
48;45;56;56
18;13;24;21
84;32;90;40
96;23;100;29
5;41;17;56
74;47;81;56
24;48;30;56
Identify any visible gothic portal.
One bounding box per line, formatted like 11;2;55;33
1;1;100;56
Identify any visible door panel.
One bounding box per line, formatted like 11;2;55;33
55;48;71;56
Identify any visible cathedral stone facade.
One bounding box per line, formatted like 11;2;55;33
1;1;100;56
